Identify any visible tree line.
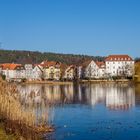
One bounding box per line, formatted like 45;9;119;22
0;49;105;65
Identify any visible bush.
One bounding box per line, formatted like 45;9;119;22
1;74;6;80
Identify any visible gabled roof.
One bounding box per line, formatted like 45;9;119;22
65;65;76;72
40;60;61;68
81;59;93;68
0;63;22;70
33;65;43;72
105;55;133;61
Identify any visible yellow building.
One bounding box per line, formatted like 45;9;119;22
41;61;61;80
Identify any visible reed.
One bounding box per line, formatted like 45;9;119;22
0;78;53;140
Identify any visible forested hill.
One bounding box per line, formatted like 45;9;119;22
0;49;105;65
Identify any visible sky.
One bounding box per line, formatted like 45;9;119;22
0;0;140;58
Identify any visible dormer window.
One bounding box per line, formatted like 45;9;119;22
121;58;123;60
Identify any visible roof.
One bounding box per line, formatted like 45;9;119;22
0;63;22;70
65;65;76;72
40;61;61;68
105;55;133;61
81;60;93;68
96;61;105;68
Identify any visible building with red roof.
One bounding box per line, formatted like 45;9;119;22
105;55;134;77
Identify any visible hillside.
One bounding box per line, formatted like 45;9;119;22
0;49;105;65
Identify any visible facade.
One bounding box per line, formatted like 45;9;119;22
63;65;75;80
32;65;43;80
82;60;105;79
43;61;61;80
0;63;25;81
96;61;106;78
105;55;134;77
24;64;33;80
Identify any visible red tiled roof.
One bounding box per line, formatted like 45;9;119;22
96;61;105;68
40;61;61;68
0;63;22;70
105;55;133;61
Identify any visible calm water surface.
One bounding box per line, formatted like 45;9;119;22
17;83;140;140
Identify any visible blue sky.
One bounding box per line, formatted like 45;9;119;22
0;0;140;57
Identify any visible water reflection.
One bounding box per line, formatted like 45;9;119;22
17;83;135;110
16;83;139;140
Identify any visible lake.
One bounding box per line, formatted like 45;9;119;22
17;83;140;140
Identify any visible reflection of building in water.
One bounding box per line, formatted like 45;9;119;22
90;84;106;106
77;83;135;110
17;83;136;124
106;84;135;110
77;84;105;106
44;84;74;104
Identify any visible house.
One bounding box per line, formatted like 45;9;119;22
0;63;25;81
24;64;33;80
105;55;134;78
63;65;76;80
96;61;106;78
82;60;105;79
15;65;25;80
42;61;61;80
32;65;43;80
75;65;83;79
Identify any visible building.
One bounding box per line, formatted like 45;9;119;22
105;55;134;78
42;61;61;80
0;63;25;81
63;65;75;80
32;65;43;80
82;60;105;79
96;61;106;78
24;64;33;80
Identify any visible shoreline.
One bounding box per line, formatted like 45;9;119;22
22;79;134;85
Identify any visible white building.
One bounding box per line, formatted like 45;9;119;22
32;65;43;80
0;63;25;81
24;64;33;80
63;65;75;80
82;60;105;79
96;61;106;78
105;55;134;77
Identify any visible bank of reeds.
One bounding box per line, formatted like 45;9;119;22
0;79;53;140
